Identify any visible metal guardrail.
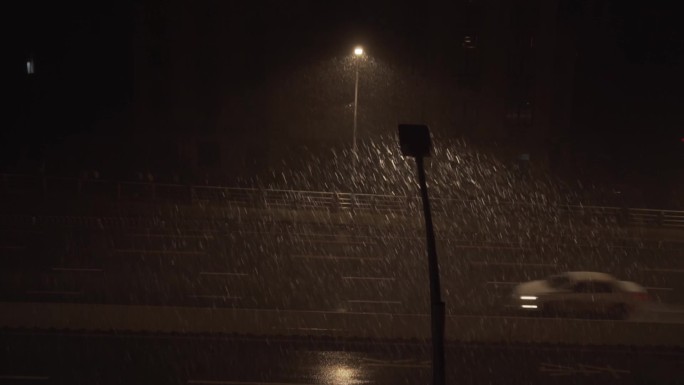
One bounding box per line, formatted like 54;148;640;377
1;173;684;228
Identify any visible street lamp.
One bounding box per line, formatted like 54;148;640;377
352;46;363;158
397;124;446;385
351;46;364;189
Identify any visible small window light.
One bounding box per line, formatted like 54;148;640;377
26;59;35;75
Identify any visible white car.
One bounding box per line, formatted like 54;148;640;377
512;271;650;319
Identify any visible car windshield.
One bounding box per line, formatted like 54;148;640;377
547;275;571;289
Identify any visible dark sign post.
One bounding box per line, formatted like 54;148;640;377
397;124;445;385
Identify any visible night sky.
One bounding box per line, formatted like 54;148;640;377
4;1;683;203
570;1;684;179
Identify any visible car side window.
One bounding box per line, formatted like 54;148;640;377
573;281;613;293
593;282;613;293
548;275;571;289
572;282;590;293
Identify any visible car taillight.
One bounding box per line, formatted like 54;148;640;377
632;292;650;301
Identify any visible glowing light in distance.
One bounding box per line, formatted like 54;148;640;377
354;47;363;56
521;305;538;309
520;296;537;300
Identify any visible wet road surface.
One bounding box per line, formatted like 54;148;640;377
1;331;682;385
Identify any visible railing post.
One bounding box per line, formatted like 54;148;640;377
332;192;340;212
291;192;299;210
583;207;592;225
259;189;268;209
620;207;630;226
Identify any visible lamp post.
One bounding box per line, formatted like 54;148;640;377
350;46;364;190
352;46;363;164
397;124;445;385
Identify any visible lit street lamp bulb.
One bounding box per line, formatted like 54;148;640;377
354;47;363;56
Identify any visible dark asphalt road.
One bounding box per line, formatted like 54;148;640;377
1;332;683;385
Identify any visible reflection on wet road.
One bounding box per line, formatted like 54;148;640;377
1;332;681;385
